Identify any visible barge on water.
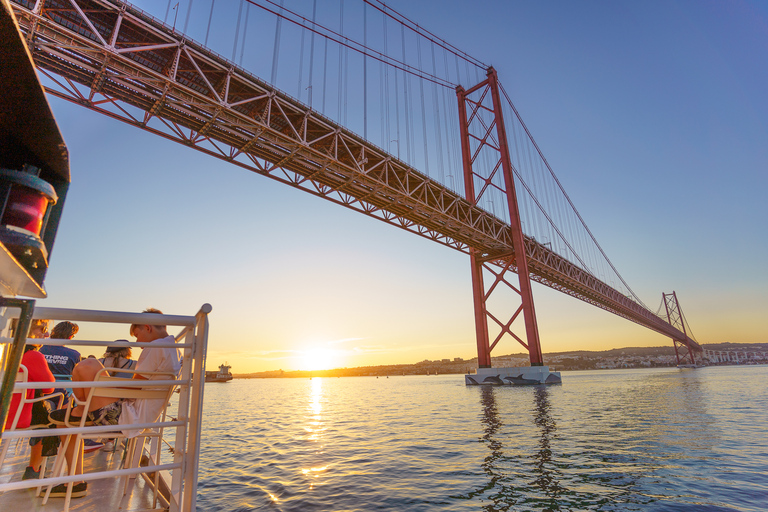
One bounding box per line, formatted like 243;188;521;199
205;363;233;383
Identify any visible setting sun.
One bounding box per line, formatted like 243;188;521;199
300;347;344;371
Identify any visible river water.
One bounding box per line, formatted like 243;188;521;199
195;366;767;511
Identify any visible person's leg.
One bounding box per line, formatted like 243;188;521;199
49;406;120;498
50;358;117;486
70;358;119;415
66;433;83;475
29;442;43;471
54;431;82;480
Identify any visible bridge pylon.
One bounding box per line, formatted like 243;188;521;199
456;68;544;369
662;291;698;366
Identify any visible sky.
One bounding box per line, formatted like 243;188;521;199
32;0;768;373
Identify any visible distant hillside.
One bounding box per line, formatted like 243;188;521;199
234;342;767;378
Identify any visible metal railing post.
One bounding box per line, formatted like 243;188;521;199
0;298;35;437
182;303;210;511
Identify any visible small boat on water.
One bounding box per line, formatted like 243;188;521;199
205;363;233;383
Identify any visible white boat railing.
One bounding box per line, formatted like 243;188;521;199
0;304;211;512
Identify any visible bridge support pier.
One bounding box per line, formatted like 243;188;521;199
663;291;700;367
457;68;545;373
466;366;561;386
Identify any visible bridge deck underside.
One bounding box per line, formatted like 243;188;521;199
10;0;699;351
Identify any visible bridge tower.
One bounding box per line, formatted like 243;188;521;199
662;291;697;366
456;68;544;369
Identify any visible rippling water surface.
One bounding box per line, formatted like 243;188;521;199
195;366;767;511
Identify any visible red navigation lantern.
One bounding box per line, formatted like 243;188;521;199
0;167;59;285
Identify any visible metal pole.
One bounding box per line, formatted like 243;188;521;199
0;297;36;437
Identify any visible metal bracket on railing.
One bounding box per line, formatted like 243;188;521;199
0;297;36;437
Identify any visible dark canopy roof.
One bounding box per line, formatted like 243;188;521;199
0;0;69;182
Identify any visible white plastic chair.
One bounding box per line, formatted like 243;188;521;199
43;367;177;510
0;364;64;490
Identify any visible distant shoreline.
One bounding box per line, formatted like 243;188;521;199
233;342;768;379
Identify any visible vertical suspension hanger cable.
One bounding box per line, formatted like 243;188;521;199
270;0;284;85
383;10;391;155
322;34;328;114
430;44;444;184
363;1;368;140
392;21;401;160
239;2;250;66
380;64;385;151
541;157;557;253
337;0;344;122
450;54;463;192
298;16;306;100
510;111;534;239
465;60;472;89
183;0;194;34
343;11;349;125
380;63;385;150
401;24;411;165
204;0;215;46
378;14;385;149
417;35;429;176
443;49;456;188
231;0;244;61
164;0;173;23
307;0;317;109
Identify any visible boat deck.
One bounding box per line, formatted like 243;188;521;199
0;305;211;512
0;440;170;511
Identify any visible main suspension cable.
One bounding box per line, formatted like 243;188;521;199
245;0;459;88
499;81;647;308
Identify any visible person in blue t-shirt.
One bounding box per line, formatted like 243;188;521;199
41;321;81;395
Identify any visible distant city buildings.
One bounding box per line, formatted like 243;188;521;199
703;349;767;364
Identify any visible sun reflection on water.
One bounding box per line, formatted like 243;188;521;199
309;377;323;417
301;466;328;476
300;378;329;489
304;378;326;441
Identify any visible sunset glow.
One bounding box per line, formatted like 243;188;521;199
300;347;345;371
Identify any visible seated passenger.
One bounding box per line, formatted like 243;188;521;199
41;321;106;452
48;308;180;499
97;342;139;452
98;343;137;379
5;319;56;481
41;321;81;397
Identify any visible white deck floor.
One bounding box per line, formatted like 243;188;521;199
0;440;170;511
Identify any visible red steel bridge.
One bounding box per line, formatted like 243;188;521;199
9;0;702;367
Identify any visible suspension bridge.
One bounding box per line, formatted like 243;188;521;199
8;0;702;377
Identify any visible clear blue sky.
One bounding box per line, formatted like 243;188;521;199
39;0;767;371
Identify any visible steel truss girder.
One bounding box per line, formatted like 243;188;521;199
13;0;508;250
11;0;697;348
511;238;701;349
